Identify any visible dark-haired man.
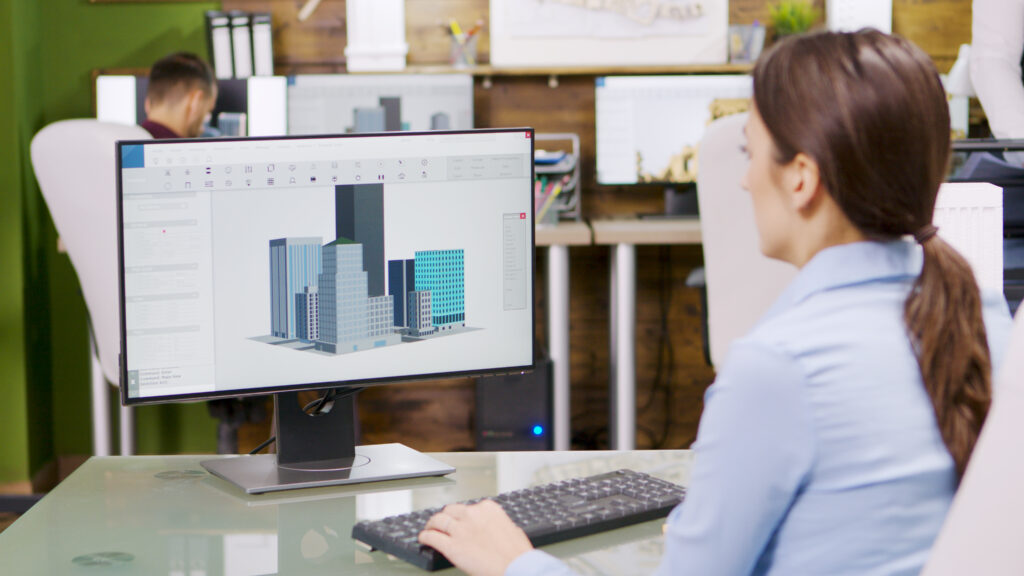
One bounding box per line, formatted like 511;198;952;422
141;52;218;139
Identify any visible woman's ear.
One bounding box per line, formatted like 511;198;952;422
786;152;823;211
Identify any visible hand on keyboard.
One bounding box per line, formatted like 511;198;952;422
351;469;686;571
420;499;534;576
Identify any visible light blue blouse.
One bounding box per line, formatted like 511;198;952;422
507;241;1013;576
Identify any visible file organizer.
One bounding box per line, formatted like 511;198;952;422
534;133;581;223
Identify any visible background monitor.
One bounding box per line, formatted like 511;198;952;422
286;74;474;135
117;128;536;493
594;75;752;215
95;74;288;137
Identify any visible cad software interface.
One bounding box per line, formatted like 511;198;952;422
119;130;534;401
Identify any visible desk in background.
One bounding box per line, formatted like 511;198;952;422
591;217;703;450
0;450;692;575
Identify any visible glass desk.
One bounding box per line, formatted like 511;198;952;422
0;449;692;575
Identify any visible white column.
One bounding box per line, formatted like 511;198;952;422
610;243;636;450
547;245;571;450
119;406;135;456
89;335;111;457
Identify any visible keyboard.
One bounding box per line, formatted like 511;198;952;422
351;469;686;571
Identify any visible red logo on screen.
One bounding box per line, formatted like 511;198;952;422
520;213;527;219
525;132;532;138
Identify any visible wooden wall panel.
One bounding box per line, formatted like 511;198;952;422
222;0;969;73
893;0;972;73
405;0;490;65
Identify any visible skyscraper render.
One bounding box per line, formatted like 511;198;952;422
388;258;417;328
315;238;399;354
415;249;465;331
270;237;323;339
336;184;385;297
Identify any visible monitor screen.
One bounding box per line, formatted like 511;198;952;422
286;74;474;135
595;75;752;186
116;129;535;492
118;128;534;403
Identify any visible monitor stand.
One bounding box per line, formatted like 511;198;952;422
638;185;699;220
201;391;455;495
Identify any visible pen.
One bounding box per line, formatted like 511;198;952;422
449;18;464;41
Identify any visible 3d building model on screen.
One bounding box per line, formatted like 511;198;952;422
351;96;451;133
257;183;469;355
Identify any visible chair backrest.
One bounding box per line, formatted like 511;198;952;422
922;308;1024;576
696;113;797;368
30;119;151;385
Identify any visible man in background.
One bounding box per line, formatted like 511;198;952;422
141;52;266;452
141;52;217;139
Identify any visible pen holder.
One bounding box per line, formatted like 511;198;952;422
450;33;478;69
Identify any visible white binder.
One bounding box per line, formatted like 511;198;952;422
206;11;234;80
252;13;274;76
230;11;254;79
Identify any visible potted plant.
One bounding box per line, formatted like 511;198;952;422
769;0;821;38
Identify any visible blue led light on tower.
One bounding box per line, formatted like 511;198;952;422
414;249;465;331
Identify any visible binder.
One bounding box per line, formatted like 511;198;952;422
229;10;254;79
251;12;274;76
205;11;234;80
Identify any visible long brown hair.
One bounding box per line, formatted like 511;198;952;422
752;30;991;479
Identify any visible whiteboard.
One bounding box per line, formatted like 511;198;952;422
489;0;728;68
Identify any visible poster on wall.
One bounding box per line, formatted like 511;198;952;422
489;0;728;67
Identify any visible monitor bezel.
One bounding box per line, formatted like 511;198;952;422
116;127;537;407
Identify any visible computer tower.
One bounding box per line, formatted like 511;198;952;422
475;350;553;451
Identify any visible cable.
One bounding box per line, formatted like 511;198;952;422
247;387;366;455
249;435;275;455
643;246;674;449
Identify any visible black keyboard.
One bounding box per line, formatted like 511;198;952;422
351;469;686;571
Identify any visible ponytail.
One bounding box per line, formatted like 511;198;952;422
904;234;992;480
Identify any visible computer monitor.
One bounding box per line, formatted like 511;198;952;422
286;74;474;135
116;128;536;494
96;75;288;137
594;75;752;216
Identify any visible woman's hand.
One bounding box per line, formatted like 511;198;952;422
419;499;534;576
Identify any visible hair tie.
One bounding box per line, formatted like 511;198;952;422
914;224;939;244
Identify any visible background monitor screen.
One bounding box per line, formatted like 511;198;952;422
286;74;474;135
118;129;535;405
595;75;752;185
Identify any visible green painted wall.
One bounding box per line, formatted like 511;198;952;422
2;0;224;485
47;0;224;459
0;0;31;486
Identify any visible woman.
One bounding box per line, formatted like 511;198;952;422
418;30;1014;576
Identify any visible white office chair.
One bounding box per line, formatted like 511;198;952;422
695;113;797;369
922;307;1024;575
30;119;150;456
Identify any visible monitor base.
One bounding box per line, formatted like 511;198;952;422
201;443;455;495
638;185;699;220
